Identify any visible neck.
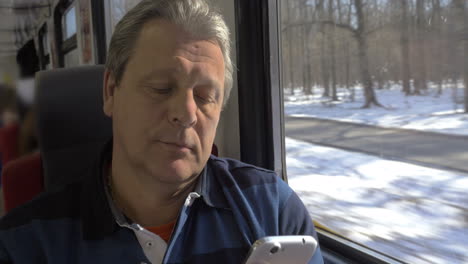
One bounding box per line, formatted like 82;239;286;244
108;160;198;227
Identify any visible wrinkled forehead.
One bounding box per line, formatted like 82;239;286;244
127;18;225;80
134;19;221;57
139;18;192;49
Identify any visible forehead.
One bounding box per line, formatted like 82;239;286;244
127;18;225;78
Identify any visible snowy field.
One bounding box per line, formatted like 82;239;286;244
285;82;468;136
284;84;468;264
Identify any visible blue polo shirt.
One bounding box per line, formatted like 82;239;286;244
0;144;323;263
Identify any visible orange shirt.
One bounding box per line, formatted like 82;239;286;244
145;220;176;243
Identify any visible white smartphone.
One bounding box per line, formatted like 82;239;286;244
243;235;318;264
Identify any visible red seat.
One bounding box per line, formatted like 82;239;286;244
2;152;43;212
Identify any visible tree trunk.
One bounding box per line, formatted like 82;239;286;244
320;35;330;97
461;1;468;112
354;0;382;108
465;37;468;113
344;1;353;101
414;0;428;94
304;4;314;96
431;0;444;96
300;0;311;95
328;0;338;101
317;0;330;97
449;0;466;110
287;0;296;94
400;0;412;95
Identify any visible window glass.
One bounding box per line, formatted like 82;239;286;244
105;0;142;45
62;5;77;40
108;0;141;29
281;1;468;263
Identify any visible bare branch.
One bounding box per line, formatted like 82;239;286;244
282;20;357;36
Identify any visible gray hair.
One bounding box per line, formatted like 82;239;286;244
106;0;233;107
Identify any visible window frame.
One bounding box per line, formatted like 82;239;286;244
38;23;51;70
90;0;107;64
234;0;286;179
54;0;78;67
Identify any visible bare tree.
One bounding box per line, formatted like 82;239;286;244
413;0;428;94
328;0;339;101
453;0;468;112
315;0;331;97
280;0;464;109
429;0;444;95
300;0;314;95
445;0;466;109
354;0;382;107
289;0;383;107
282;0;296;94
400;0;412;95
341;1;355;101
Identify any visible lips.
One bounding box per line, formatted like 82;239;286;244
158;140;193;150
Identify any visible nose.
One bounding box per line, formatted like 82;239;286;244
169;89;198;128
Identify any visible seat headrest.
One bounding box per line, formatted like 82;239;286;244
36;65;112;190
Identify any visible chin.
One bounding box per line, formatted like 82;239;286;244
149;159;200;184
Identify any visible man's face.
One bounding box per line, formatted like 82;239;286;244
103;19;225;184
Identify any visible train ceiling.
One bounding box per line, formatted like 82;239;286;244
0;0;51;56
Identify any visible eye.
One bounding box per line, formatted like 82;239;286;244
153;87;171;94
194;92;216;104
146;85;171;95
194;94;210;104
194;85;218;104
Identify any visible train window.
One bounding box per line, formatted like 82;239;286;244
104;0;141;48
54;0;78;67
63;48;79;67
281;0;467;264
62;4;77;41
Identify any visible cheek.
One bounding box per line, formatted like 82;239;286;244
198;114;220;147
114;90;157;137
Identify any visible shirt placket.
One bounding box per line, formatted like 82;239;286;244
162;192;201;264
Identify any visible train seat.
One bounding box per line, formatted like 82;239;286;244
2;65;219;213
2;65;111;212
36;65;111;190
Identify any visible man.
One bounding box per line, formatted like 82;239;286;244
0;0;324;263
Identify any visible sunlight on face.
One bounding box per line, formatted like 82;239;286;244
106;19;225;184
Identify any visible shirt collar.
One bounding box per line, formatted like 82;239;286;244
196;161;229;209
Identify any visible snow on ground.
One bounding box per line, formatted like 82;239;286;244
284;83;468;263
285;82;468;136
286;138;468;264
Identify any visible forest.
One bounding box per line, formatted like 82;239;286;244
280;0;468;110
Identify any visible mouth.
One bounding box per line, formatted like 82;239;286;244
158;140;193;151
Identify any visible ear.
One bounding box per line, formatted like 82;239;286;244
103;70;117;118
